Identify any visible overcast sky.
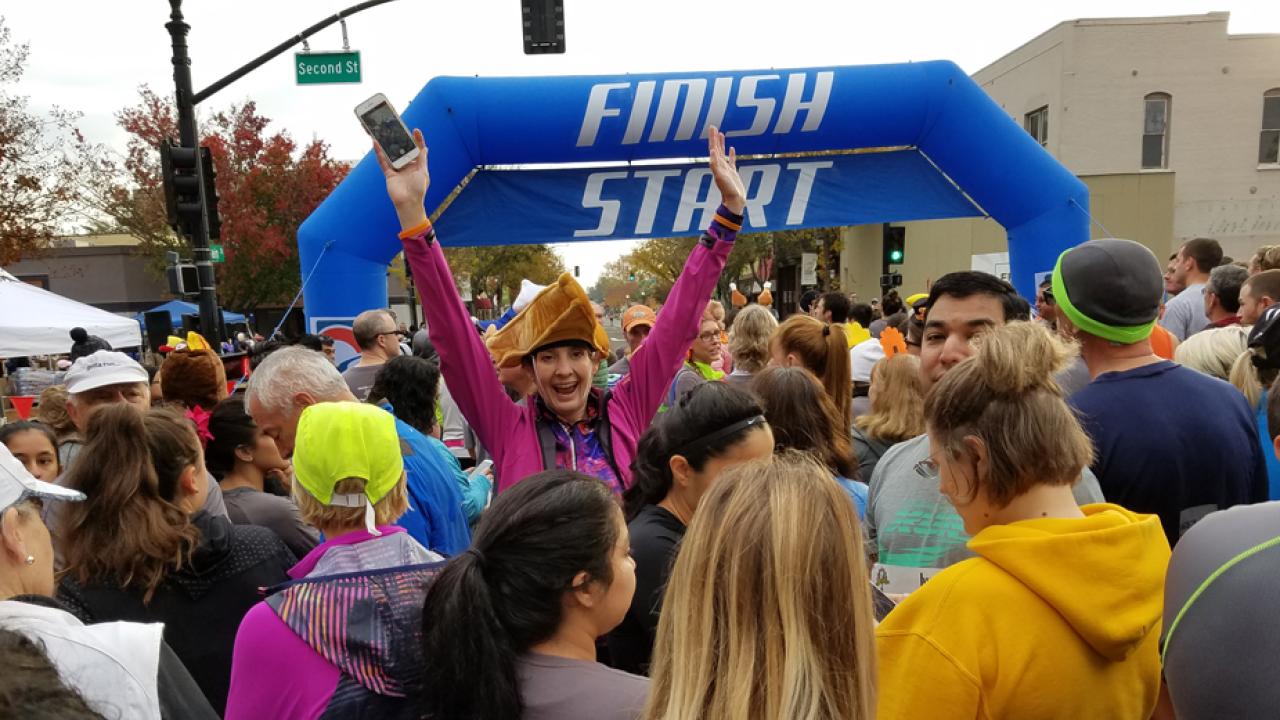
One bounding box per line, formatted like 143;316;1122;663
6;1;1278;286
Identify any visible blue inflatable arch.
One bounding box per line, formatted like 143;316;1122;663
299;60;1087;359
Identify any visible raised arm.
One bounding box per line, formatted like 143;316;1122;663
614;128;745;427
380;130;521;465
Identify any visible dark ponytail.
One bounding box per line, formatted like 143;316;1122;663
205;397;259;479
420;470;620;720
624;382;767;519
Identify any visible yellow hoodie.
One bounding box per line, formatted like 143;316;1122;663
876;504;1171;720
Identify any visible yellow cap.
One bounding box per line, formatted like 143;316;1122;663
905;293;929;306
292;402;403;506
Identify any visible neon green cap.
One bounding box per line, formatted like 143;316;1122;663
292;402;403;506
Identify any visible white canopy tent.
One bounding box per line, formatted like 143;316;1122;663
0;269;143;357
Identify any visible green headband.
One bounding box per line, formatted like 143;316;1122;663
1051;250;1156;344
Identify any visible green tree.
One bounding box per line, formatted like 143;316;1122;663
74;87;349;312
442;244;563;307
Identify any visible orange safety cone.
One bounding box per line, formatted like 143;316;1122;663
9;396;36;420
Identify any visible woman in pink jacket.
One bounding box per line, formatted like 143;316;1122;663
381;128;745;494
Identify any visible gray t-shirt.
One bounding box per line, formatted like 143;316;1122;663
1054;355;1093;398
606;355;631;377
1160;282;1210;341
1162;501;1280;719
221;486;320;560
342;362;384;402
865;434;1105;595
516;653;649;720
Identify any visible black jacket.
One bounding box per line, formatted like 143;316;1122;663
58;512;295;715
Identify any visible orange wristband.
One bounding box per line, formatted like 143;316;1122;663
398;219;433;240
713;213;742;232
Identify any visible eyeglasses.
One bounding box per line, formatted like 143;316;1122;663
913;456;940;480
697;331;722;344
377;330;405;339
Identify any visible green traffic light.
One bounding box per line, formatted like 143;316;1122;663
890;250;903;262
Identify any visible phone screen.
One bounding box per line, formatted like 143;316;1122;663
360;102;415;162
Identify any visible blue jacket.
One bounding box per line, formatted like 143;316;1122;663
393;418;472;555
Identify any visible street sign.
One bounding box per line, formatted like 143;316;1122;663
210;244;225;263
295;51;361;85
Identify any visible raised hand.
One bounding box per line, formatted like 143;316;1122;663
707;126;746;215
375;128;430;229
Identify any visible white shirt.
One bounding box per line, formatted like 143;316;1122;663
0;600;163;719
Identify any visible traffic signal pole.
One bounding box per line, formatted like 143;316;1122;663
167;0;221;342
163;0;400;343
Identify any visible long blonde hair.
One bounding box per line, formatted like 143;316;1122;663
855;354;925;443
643;451;877;720
1173;326;1266;407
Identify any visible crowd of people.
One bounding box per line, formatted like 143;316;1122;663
2;124;1279;720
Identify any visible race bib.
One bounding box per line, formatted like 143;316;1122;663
870;563;941;596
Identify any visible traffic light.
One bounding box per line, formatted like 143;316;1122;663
520;0;565;54
628;272;636;282
160;140;221;240
164;251;198;298
883;226;906;266
199;146;221;240
880;273;904;290
161;139;202;235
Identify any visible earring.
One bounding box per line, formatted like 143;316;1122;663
25;555;35;566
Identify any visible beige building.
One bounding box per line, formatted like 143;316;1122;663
841;11;1280;299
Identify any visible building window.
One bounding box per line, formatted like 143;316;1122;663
1024;106;1048;147
1143;93;1171;169
1262;89;1280;165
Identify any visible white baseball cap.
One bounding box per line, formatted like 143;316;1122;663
0;443;85;515
64;350;149;395
850;338;886;384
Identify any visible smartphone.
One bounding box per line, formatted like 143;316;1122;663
470;458;494;479
355;93;419;170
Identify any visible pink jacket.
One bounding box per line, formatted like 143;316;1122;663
401;208;739;493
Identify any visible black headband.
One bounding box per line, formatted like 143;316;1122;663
672;415;767;458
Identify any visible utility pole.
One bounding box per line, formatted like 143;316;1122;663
166;0;221;341
162;0;400;344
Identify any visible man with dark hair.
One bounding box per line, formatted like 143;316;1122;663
1239;269;1280;325
816;291;851;324
865;271;1103;594
799;289;821;318
815;291;867;348
850;302;873;329
1036;278;1056;330
1058;239;1265;544
318;335;336;365
1164;252;1185;297
1162;238;1224;340
1203;264;1248;329
342;309;403;401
